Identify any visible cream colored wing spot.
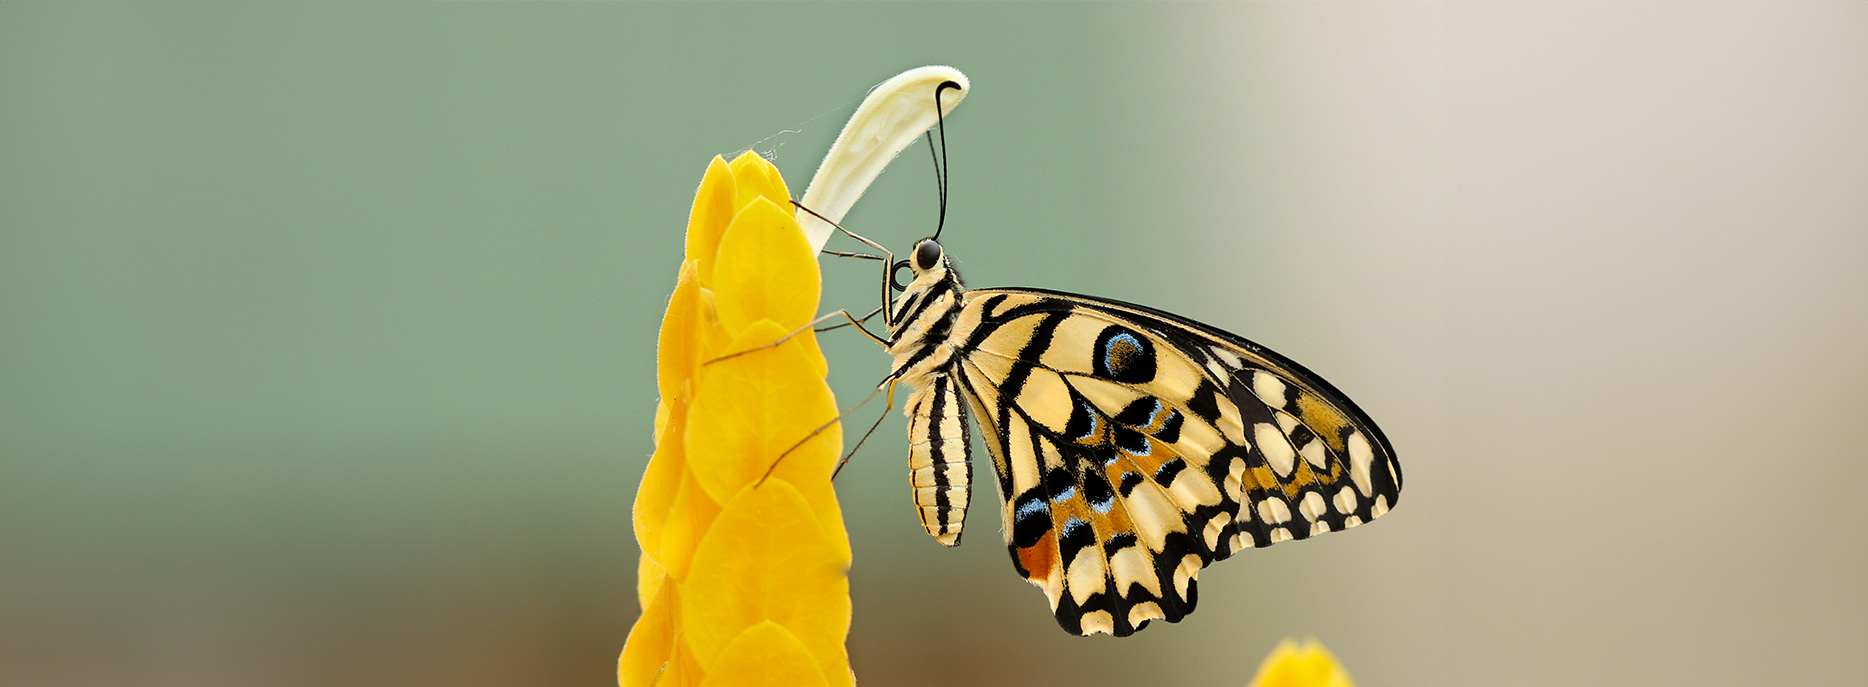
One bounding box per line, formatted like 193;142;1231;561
1017;367;1076;434
1347;431;1376;496
1065;542;1106;605
1127;601;1164;628
1255;422;1297;477
1333;485;1359;513
1256;499;1292;525
1274;409;1301;435
1118;476;1181;552
1298;437;1330;471
1109;544;1161;598
1298;491;1328;522
1371;494;1391;518
1251;371;1289;410
1069;376;1148;420
1202;511;1234;553
1037;314;1108;375
1002;412;1041;494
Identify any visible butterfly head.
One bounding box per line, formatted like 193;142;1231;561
914;238;943;272
885;237;967;338
891;237;959;292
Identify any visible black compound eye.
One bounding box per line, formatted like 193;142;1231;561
890;260;912;291
914;240;942;271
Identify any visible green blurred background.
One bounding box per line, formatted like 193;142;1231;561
4;3;1864;686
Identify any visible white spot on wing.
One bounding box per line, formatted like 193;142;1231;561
1252;372;1288;409
1256;498;1292;524
1348;431;1375;495
1371;494;1391;518
1298;491;1327;522
1333;486;1359;514
1203;512;1233;551
1257;423;1296;476
1128;601;1164;627
1066;544;1105;605
1109;545;1160;597
1299;438;1329;470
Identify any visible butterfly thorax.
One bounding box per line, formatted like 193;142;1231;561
885;256;967;387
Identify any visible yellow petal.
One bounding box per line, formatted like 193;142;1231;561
681;479;851;687
636;554;667;611
789;475;852;564
1248;638;1356;687
634;399;686;566
664;636;706;687
685;320;841;508
687;156;736;285
652;400;670;444
728;150;792;212
657;262;704;404
712;196;821;336
660;466;720;582
618;573;678;687
696;621;830;687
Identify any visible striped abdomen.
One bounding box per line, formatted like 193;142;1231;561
905;372;973;546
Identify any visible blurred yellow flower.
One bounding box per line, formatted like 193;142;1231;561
1248;638;1356;687
622;152;851;687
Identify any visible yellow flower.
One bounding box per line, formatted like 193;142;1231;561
1247;638;1357;687
621;152;851;687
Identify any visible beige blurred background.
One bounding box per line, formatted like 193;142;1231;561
3;2;1863;686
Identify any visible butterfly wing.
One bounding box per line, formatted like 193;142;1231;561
947;288;1400;636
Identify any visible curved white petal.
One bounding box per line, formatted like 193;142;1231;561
797;65;969;251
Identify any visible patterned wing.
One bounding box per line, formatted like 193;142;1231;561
947;288;1400;636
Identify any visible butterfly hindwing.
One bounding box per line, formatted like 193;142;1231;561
949;288;1401;636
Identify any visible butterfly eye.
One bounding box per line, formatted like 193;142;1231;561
914;239;943;271
891;260;913;291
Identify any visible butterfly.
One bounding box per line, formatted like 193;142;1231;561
808;81;1401;637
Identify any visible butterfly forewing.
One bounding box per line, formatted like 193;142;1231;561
946;288;1401;636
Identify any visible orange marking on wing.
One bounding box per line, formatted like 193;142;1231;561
1048;490;1095;527
1018;531;1057;581
1086;494;1135;545
1295;392;1350;452
1244;465;1277;494
1279;459;1345;497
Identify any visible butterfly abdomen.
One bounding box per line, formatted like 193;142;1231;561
905;373;972;546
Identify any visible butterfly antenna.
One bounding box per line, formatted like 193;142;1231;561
930;80;960;242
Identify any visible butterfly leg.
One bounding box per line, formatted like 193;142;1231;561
821;249;885;261
816;304;885;335
704;308;888;368
832;378;898;479
793;200;899;323
756;376;896;486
